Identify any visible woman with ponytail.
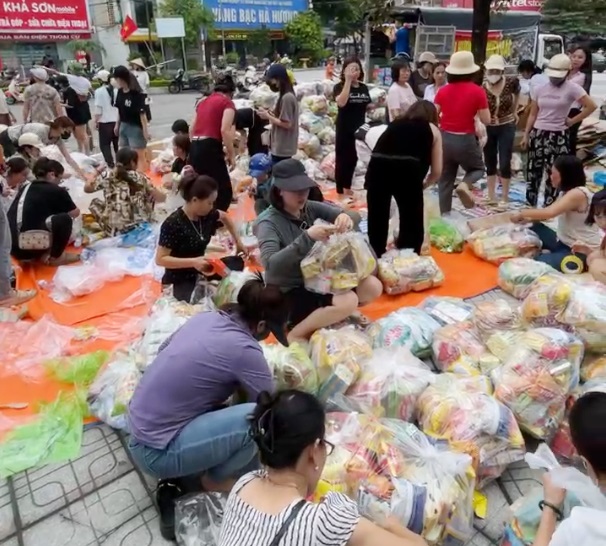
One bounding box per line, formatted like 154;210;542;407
128;276;288;540
84;147;165;237
155;171;248;302
218;390;428;546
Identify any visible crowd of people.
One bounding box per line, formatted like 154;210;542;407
1;47;606;545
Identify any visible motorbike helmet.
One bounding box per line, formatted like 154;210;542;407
249;153;272;179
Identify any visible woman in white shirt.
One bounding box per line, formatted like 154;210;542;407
423;62;447;103
218;390;428;546
386;60;417;120
130;58;152;122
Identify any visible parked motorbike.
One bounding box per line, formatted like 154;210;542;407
5;76;24;105
168;68;211;94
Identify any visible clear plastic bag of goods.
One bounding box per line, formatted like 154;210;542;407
428;217;465;253
345;347;435;421
294;81;322;99
367;104;387;123
250;83;277;109
520;273;575;328
150;148;175;175
417;374;525;488
302;158;327;182
261;341;319;394
494;328;584;440
377;249;444;295
213;271;258;308
300;94;329;115
419;296;475;326
467;224;542;264
320;151;336;180
175;492;227;546
432;320;500;376
357;419;475;546
581;354;606;382
369;86;387;105
299;111;333;136
321;79;336;98
497;258;556;299
367;308;441;358
300;231;377;295
297;128;322;158
557;280;606;347
50;260;128;302
310;326;372;402
317;126;336;145
472;298;523;342
87;351;141;432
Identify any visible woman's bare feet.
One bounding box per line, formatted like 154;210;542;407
455;182;476;209
46;253;80;266
0;289;36;307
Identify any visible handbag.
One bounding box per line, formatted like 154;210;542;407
268;499;306;546
16;183;51;250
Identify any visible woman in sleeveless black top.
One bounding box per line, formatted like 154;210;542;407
365;100;443;257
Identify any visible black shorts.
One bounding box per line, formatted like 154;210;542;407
286;287;333;327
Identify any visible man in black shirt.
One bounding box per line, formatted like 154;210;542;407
234;107;268;156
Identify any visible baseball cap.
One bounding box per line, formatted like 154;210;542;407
18;133;43;149
249;153;272;178
272;159;317;192
266;63;288;80
95;70;111;83
544;54;572;78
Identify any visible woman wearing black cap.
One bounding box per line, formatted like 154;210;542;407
256;158;382;344
188;74;237;212
257;64;298;165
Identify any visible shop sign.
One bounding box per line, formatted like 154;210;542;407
0;31;90;40
455;27;537;66
443;0;543;10
0;0;91;36
202;0;309;31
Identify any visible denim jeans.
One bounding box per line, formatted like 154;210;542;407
128;403;259;481
0;205;11;298
531;222;587;272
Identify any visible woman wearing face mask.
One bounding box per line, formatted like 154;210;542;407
522;54;596;207
386;60;417;120
128;276;287;541
256;158;383;344
218;389;429;546
567;46;593;155
258;63;299;165
423;62;447;103
333;58;371;198
155;173;247;302
482;55;520;203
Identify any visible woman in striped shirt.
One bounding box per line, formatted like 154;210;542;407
218;390;428;546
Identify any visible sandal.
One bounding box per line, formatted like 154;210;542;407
349;311;371;328
0;289;36;308
455;183;476;209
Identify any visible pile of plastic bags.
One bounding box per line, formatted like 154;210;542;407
301;231;376;295
520;273;576;328
377;250;444;295
498;258;556;299
468;224;542;264
250;84;277;109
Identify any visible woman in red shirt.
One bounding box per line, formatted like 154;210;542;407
189;74;236;211
434;51;490;214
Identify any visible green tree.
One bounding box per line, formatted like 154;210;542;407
543;0;606;36
158;0;215;48
65;39;106;56
248;27;272;59
285;11;324;62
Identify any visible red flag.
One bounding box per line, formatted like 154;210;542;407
120;15;138;41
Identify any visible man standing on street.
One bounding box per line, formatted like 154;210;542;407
93;70;119;167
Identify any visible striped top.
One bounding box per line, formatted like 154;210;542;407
218;471;360;546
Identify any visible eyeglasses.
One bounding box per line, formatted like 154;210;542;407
323;439;335;456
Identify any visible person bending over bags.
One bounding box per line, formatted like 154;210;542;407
8;157;80;265
255;158;382;344
84;147;166;237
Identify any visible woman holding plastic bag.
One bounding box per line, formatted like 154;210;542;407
218;389;429;546
511;155;602;273
366;101;442;257
128;277;288;541
256;158;382;344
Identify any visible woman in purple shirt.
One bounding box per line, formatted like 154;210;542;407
127;276;286;540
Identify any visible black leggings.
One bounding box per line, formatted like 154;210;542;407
98;122;119;167
188;138;233;211
12;213;73;261
335;131;357;194
568;108;582;156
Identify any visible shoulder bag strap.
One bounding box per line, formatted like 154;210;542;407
267;499;306;546
16;182;32;231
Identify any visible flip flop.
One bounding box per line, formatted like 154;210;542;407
455;183;476;209
0;289;36;308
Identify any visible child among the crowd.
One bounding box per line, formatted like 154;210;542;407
533;391;606;546
84;147;166;236
171;119;189;136
171;134;190;175
578;188;606;284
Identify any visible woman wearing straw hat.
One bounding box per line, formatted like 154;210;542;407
482;54;520;204
522;53;596;207
434;51;491;214
130;58;152;122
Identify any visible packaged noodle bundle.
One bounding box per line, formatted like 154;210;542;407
346;347;435;421
520;273;575;328
418;296;474;326
432;321;500;376
581;354;606;382
428;218;464;253
261;342;319;394
472;299;523;341
468;224;542;264
213;271;258;308
498;258;556;299
494;328;584;440
301;231;376;295
367;308;441;357
417;374;525;488
377;249;444;296
310;327;372;402
357;419;475;545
